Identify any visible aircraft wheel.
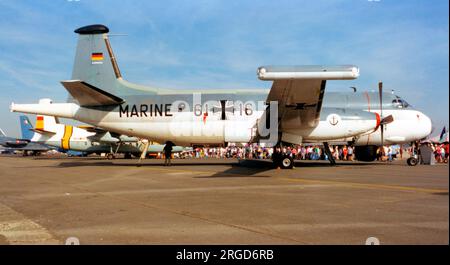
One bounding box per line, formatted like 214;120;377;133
280;155;294;169
106;153;115;160
407;157;418;166
124;153;132;159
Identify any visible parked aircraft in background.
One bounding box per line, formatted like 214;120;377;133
10;24;433;168
21;104;189;159
0;117;50;155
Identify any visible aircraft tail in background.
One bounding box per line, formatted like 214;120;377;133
19;116;34;140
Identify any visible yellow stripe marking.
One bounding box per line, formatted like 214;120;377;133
61;125;73;150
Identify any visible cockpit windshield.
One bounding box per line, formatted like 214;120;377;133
392;96;411;109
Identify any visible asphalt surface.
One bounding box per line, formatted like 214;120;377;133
0;155;448;245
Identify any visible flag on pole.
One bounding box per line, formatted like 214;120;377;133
439;126;446;142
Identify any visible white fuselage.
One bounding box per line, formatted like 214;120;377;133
354;109;432;146
11;93;432;147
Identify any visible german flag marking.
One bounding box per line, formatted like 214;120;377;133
91;52;104;64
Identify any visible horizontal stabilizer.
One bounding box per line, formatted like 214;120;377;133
60;80;124;107
30;128;56;136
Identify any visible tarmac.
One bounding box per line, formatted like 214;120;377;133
0;155;448;245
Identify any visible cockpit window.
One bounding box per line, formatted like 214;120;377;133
392;96;410;109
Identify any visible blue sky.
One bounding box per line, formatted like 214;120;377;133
0;0;448;137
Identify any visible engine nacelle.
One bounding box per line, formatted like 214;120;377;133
298;108;380;142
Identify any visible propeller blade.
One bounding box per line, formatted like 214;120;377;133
378;81;384;148
378;81;383;118
381;114;394;125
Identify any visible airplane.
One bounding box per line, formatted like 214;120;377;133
0;117;50;155
10;24;433;168
21;104;190;159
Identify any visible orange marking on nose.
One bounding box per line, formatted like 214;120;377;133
375;112;381;130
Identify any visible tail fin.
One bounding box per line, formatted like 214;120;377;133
0;128;6;137
35;99;59;133
35;115;59;133
71;24;122;95
19;116;34;140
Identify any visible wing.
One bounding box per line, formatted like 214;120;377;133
60;80;124;107
3;143;50;151
258;65;359;130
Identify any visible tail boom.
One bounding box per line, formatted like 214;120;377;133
11;103;79;119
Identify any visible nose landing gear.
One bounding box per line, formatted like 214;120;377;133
407;157;419;166
407;141;421;166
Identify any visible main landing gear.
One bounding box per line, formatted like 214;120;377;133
272;153;294;169
272;145;294;169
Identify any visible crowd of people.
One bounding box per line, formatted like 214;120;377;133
175;144;358;161
164;142;449;164
431;143;449;163
168;143;449;163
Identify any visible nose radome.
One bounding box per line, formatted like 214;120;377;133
419;112;433;138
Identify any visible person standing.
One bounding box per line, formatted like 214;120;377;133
387;146;393;162
163;141;174;166
334;146;339;160
342;146;348;161
347;146;353;161
444;143;449;163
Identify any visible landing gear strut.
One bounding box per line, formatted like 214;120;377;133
137;139;150;166
407;141;420;166
323;142;336;165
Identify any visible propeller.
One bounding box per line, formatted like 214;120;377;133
378;81;394;150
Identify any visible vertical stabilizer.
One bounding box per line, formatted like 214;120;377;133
35;99;59;133
71;24;122;95
19;116;34;140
